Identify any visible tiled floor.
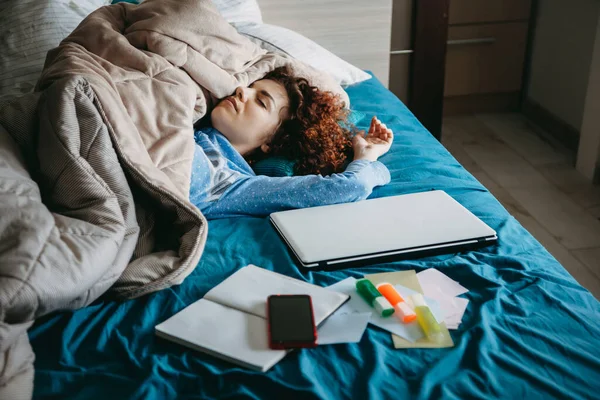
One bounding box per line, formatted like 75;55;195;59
441;113;600;299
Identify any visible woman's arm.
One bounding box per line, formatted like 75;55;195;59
195;116;394;219
200;159;391;219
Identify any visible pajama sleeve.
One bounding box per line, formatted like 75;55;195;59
201;160;391;219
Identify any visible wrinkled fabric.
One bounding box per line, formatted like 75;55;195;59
0;0;350;396
29;75;600;399
0;82;140;400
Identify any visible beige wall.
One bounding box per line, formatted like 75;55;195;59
526;0;600;131
258;0;392;86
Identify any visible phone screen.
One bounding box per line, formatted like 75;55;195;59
268;295;316;344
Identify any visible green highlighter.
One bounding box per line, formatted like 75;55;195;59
355;279;395;317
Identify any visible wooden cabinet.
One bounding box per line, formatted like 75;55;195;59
449;0;531;24
444;0;532;115
388;0;533;137
445;22;529;96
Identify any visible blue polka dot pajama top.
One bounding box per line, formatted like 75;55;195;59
189;127;391;219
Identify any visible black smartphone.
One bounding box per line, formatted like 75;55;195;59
267;294;317;349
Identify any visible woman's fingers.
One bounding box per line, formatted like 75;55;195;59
370;116;394;144
378;124;388;140
369;117;377;135
372;119;382;136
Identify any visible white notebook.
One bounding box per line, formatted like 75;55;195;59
155;265;349;372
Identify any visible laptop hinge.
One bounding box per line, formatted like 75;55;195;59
318;261;328;269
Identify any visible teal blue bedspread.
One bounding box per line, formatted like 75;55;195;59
29;74;600;399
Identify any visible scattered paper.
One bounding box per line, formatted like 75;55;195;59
417;268;468;297
327;277;424;343
369;268;469;335
443;296;469;327
386;280;456;349
417;269;470;330
317;312;371;345
363;270;446;325
324;268;469;350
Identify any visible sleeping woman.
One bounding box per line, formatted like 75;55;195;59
190;66;393;219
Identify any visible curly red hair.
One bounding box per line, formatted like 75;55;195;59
248;66;358;176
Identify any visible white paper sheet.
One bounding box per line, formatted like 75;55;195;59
421;284;469;325
317;312;371;345
156;265;350;372
417;268;468;297
417;269;470;330
205;265;348;324
327;277;424;343
441;295;469;329
155;299;286;372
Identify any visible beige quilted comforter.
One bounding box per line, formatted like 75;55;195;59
0;0;345;397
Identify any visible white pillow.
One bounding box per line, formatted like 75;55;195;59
233;22;371;87
210;0;262;24
0;0;110;102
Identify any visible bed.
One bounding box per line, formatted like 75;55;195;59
28;71;600;398
0;0;596;398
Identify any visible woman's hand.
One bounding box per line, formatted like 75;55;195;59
352;116;394;162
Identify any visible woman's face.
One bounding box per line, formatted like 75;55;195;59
211;79;289;156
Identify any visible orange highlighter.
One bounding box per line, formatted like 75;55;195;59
376;283;417;323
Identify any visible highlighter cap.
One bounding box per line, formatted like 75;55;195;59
356;278;382;305
395;302;417;323
411;293;427;307
374;297;395;317
376;282;404;306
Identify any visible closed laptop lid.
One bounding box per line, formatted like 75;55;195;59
270;190;497;265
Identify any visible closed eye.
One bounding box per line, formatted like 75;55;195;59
258;98;267;109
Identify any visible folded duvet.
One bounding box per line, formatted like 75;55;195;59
0;1;345;397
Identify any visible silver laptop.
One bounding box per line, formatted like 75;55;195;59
270;190;497;269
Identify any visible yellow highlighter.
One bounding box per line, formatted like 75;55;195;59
410;293;444;343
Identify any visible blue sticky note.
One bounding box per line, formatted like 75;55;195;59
393;284;445;324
